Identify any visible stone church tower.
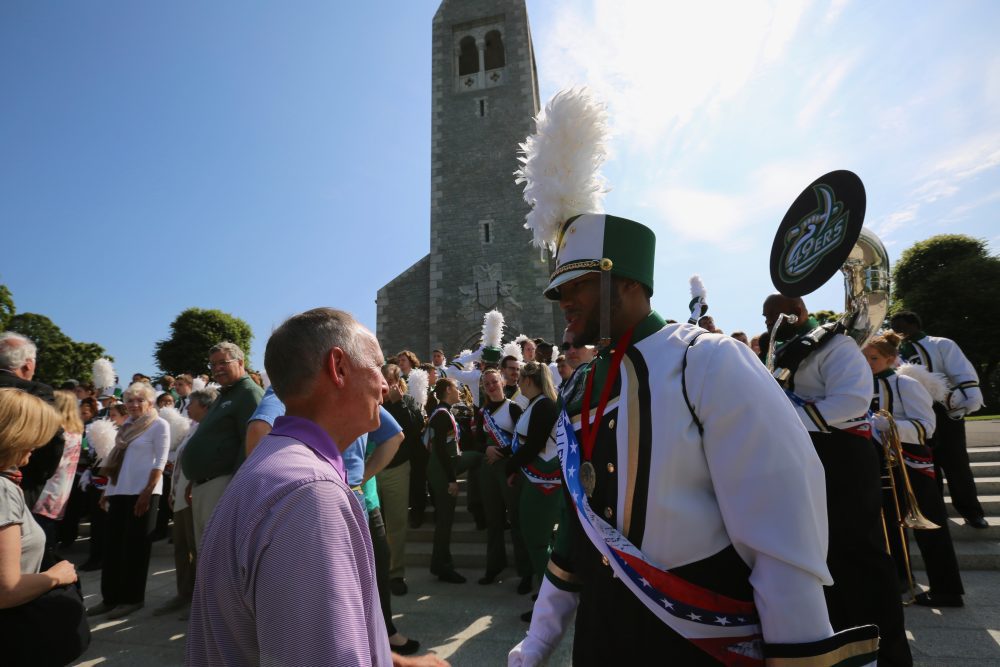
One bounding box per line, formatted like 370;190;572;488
376;0;561;360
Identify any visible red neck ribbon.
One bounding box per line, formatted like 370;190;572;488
580;326;636;462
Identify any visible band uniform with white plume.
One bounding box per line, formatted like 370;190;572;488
687;275;708;325
406;368;429;410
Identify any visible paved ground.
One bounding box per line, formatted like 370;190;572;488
70;420;1000;666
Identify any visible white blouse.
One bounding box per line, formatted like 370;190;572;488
105;416;170;497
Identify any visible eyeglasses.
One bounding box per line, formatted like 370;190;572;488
208;358;238;370
560;343;587;351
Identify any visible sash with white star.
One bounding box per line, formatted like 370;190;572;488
556;410;765;665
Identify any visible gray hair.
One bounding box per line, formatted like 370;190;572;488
0;332;37;371
188;387;219;409
265;308;375;401
123;381;156;403
209;341;245;363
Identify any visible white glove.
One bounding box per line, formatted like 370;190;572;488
452;346;484;368
871;414;891;432
78;469;93;491
947;386;984;418
508;577;579;666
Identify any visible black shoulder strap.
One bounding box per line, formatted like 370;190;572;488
681;332;707;436
772;322;842;390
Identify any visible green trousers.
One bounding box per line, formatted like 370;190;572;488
427;450;483;573
375;461;410;580
479;459;532;576
518;475;564;577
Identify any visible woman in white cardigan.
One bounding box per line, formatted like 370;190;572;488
86;382;169;619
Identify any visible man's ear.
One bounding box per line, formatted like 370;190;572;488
326;347;348;388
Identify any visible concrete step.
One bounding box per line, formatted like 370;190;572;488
910;539;1000;571
405;540;514;570
970;461;1000;477
922;516;1000;541
946;476;1000;496
946;495;1000;517
968;446;1000;463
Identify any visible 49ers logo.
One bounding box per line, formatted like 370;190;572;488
778;184;850;283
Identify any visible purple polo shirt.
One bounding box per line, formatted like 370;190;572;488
186;415;392;666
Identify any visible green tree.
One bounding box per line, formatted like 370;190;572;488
6;312;107;386
892;234;1000;409
155;308;253;376
810;309;841;325
0;284;14;331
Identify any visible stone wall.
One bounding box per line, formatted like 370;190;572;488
376;254;430;357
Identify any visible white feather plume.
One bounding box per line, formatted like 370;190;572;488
897;364;950;404
459;349;473;359
513;334;531;345
502;342;523;363
482;310;505;349
515;87;610;252
88;419;118;461
157;406;191;450
92;358;116;390
406;368;429;410
689;275;707;300
191;377;206;391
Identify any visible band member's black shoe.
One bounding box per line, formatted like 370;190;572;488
517;575;533;594
478;570;503;585
437;569;467;584
965;516;989;529
914;592;963;608
389;577;408;596
520;610;533;622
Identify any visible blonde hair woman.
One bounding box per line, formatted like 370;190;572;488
0;389;78;609
87;382;170;620
505;361;562;619
31;391;84;547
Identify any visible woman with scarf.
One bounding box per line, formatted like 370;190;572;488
86;382;170;619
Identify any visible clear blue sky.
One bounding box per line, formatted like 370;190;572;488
2;1;998;380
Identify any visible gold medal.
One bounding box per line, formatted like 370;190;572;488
580;461;597;497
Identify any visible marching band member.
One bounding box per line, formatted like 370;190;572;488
504;361;562;617
764;294;910;666
509;89;876;667
889;311;988;529
864;332;964;607
475;369;532;591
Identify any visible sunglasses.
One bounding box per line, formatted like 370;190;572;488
560;342;587;351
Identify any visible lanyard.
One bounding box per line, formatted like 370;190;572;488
580;326;635;462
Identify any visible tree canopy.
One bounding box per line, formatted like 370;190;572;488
155;308;253;376
892;234;1000;409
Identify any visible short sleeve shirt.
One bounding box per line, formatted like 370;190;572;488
0;474;44;574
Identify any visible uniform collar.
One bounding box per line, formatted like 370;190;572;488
270;415;346;482
911;332;927;342
875;368;895;379
597;310;665;358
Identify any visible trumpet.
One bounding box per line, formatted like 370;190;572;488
874;410;940;604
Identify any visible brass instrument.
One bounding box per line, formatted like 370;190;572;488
874;409;940;604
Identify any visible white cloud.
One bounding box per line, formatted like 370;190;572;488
795;54;859;129
823;0;851;25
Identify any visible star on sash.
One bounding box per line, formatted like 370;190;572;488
687;612;702;621
568;465;576;478
715;616;730;626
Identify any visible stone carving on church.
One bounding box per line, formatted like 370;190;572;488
459;262;522;318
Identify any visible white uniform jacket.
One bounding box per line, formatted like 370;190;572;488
788;334;873;433
901;335;984;414
873;372;936;446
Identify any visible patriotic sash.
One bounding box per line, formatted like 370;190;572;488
423;407;461;453
901;444;935;479
521;461;562;494
482;405;514;450
556;411;764;665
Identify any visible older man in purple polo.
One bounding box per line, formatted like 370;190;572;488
187;308;447;667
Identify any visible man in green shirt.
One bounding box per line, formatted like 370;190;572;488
180;341;263;549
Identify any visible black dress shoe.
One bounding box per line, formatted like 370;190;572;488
520;610;533;622
517;575;533;595
965;516;989;529
389;638;421;656
437;569;467;584
478;570;503;585
914;592;964;608
389;577;408;596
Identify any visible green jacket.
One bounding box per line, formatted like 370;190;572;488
180;375;264;482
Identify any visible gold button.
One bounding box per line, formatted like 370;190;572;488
607;463;615;473
604;507;613;519
608;418;615;429
601;555;610;567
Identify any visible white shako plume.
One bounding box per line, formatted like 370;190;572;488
88;419;118;461
897;364;950;404
483;309;505;350
502;342;523;363
515;87;610;252
458;349;473;359
688;275;709;324
191;377;206;391
690;275;707;302
92;358;116;391
157;406;191;450
406;368;429;410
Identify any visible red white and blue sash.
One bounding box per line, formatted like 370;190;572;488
423;407;461;452
902;446;935;479
556;410;764;665
482;405;514;450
